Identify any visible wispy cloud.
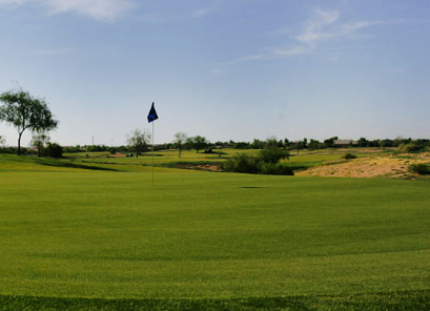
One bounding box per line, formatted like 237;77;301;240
191;0;229;19
231;8;405;64
0;0;135;21
295;8;340;43
193;8;213;18
271;45;313;57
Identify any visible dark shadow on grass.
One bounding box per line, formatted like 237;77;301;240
36;159;118;171
1;291;429;311
238;187;268;189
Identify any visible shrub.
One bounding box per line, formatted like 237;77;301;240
261;163;294;175
398;143;424;153
259;148;289;164
222;148;293;175
108;147;117;155
44;143;63;158
409;164;430;175
342;153;357;160
222;153;262;174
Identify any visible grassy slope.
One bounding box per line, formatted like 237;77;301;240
0;154;429;309
65;148;384;171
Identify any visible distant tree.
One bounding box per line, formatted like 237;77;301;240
394;136;410;147
107;147;117;155
127;129;151;158
0;135;5;146
265;137;279;149
284;138;291;148
45;142;63;158
0;89;58;156
380;139;394;148
250;138;265;149
173;132;188;158
30;132;50;157
368;140;380;147
323;136;338;148
235;142;250;149
357;137;368;147
308;139;322;151
118;145;129;153
187;135;209;153
290;139;306;154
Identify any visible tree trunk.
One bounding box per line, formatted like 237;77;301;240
179;146;182;159
17;133;22;156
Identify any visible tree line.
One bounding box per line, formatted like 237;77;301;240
2;88;429;159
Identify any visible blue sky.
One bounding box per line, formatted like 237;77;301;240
0;0;429;146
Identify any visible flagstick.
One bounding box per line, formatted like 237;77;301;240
152;120;155;185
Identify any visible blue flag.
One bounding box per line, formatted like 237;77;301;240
147;102;158;123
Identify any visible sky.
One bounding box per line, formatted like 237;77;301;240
0;0;430;147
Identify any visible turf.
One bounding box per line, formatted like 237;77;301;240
0;154;429;309
1;291;430;311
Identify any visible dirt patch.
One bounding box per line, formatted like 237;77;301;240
296;155;428;179
176;164;221;172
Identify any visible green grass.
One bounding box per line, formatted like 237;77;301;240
1;291;429;310
65;148;383;172
0;154;429;309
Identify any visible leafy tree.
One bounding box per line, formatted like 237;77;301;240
323;136;338;148
265;137;279;149
127;129;151;158
235;142;250;149
291;141;306;154
107;147;117;155
30;132;50;157
250;138;265;149
380;139;394;148
368;140;381;147
308;139;322;151
0;135;5;146
357;137;369;147
187;135;209;153
394;136;411;147
45;142;63;158
173;132;188;158
0;89;58;155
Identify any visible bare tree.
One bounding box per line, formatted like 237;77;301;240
173;132;188;158
127;129;151;158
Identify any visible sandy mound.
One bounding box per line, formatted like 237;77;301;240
296;155;426;178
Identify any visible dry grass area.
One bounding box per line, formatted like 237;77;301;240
176;163;221;171
296;153;429;179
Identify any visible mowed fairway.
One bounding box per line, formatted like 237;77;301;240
1;165;430;309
